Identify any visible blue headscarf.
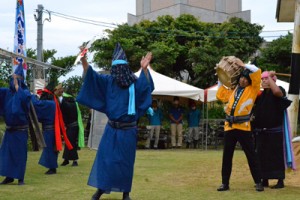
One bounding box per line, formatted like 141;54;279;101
111;43;137;88
110;43;137;115
9;64;27;91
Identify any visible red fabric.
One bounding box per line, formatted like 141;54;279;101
41;89;73;151
257;90;263;97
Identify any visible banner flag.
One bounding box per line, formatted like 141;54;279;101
13;0;27;78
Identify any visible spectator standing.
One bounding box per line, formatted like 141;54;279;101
169;97;184;148
186;101;201;148
145;100;163;149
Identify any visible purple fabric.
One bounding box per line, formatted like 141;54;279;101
283;110;296;170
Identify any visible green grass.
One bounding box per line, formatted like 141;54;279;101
0;148;299;200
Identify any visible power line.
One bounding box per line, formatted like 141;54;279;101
46;10;118;29
261;29;293;33
45;10;293;39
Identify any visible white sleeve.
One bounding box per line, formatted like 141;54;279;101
244;64;259;72
217;80;222;89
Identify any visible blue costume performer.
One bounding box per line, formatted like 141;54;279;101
77;43;154;200
0;65;31;185
33;84;60;175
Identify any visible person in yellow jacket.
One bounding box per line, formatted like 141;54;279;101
216;58;264;192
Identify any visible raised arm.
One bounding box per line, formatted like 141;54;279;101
13;74;19;92
80;55;89;73
234;58;259;73
140;52;152;78
266;71;284;97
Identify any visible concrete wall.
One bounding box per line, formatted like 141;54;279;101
225;0;242;14
189;0;215;11
129;0;248;25
151;0;174;11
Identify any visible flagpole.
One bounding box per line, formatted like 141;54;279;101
13;0;27;77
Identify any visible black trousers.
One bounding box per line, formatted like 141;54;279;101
221;129;261;185
63;125;79;161
255;130;285;180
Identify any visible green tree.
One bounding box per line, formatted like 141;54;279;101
26;48;76;86
0;61;11;87
258;32;292;75
63;75;83;97
50;55;76;84
91;15;263;88
62;75;89;119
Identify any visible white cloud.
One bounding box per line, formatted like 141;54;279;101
0;0;293;82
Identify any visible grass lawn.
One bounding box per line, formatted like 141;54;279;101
0;148;299;200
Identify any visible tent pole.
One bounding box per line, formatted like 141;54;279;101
89;109;95;149
201;102;204;150
206;102;208;150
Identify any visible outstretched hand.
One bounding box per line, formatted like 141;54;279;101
79;46;89;72
268;71;276;78
234;57;245;68
140;52;152;70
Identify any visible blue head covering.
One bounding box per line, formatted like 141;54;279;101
111;43;137;115
14;63;25;79
9;64;27;91
111;43;137;88
112;42;128;66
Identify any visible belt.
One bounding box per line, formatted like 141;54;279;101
254;126;282;133
6;125;29;132
225;114;250;124
43;124;54;131
66;121;78;128
108;120;137;130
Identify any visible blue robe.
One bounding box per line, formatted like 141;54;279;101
0;87;31;180
31;96;58;169
77;66;154;193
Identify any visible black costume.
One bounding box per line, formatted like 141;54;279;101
60;95;79;165
253;86;290;186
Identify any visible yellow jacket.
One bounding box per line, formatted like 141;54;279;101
216;69;261;131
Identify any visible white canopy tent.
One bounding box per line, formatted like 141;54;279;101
88;111;108;150
135;67;205;102
88;67;205;150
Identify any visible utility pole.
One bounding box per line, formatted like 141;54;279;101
36;4;43;62
33;4;51;93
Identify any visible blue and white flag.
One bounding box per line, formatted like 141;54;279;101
13;0;27;78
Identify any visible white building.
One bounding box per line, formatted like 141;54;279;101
128;0;250;25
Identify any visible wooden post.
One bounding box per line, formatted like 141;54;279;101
288;0;300;137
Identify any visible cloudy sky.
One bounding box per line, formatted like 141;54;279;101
0;0;294;57
0;0;294;79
